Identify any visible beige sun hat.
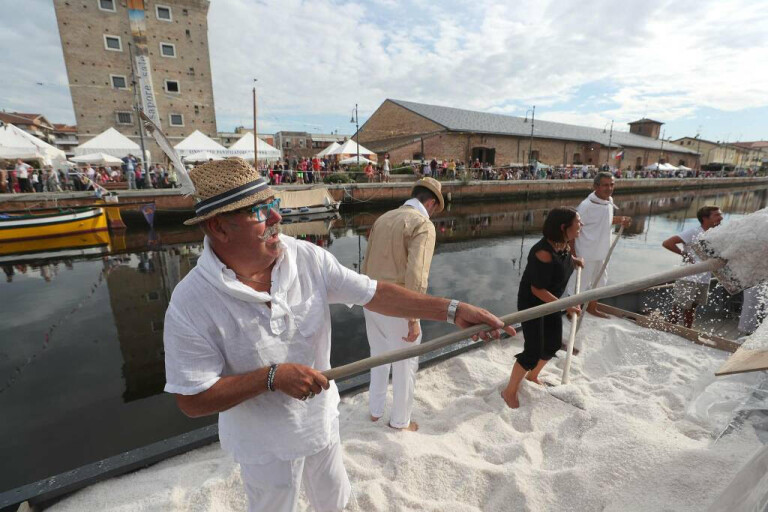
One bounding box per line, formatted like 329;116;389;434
183;158;274;225
413;177;444;213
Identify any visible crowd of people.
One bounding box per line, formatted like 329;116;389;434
2;151;764;194
410;157;765;181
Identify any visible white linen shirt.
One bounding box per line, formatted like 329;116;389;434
678;225;710;284
575;192;616;262
163;234;376;464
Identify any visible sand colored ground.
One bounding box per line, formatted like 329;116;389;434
49;316;764;511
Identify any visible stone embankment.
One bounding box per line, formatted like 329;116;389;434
0;177;766;216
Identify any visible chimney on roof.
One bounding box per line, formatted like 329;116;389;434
628;118;664;139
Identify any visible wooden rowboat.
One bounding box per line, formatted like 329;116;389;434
0;207;109;242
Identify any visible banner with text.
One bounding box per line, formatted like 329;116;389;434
127;0;161;127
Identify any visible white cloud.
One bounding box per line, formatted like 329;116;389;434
2;0;767;138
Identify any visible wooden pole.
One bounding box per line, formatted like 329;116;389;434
252;83;258;170
561;266;581;384
576;224;624;332
322;259;727;382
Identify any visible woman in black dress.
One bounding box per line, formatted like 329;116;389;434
502;207;584;409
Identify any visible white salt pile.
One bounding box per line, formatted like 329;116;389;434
696;206;768;292
49;317;766;512
741;317;768;351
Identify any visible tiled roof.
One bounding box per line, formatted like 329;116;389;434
53;123;77;132
0;112;53;129
388;99;699;155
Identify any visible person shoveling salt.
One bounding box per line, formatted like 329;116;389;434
323;209;768;390
501;207;584;409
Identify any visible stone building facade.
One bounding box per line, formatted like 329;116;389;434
671;136;765;171
274;131;349;160
53;0;217;162
357;100;700;171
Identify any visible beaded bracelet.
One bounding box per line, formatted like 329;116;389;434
267;364;279;392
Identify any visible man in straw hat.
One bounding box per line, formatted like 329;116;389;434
361;177;444;432
162;159;513;512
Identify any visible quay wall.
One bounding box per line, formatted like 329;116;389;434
0;177;766;215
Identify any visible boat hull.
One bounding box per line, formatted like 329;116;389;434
0;208;108;242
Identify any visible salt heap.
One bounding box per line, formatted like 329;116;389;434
695;206;768;292
49;317;765;512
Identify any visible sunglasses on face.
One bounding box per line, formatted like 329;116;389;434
231;197;281;222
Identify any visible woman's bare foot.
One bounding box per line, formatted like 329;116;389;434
501;390;520;409
389;421;419;431
525;376;543;385
370;415;380;422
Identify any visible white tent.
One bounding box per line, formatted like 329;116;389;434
339;155;374;165
174;130;231;157
74;127;147;162
228;132;281;160
315;141;340;158
70;152;124;165
645;162;679;171
329;139;376;159
183;151;223;163
677;165;692;171
0;123;67;166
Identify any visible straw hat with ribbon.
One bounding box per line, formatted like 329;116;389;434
413;176;445;213
183;158;274;225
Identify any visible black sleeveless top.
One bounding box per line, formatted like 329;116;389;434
518;237;575;308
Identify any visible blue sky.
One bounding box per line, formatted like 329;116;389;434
1;0;767;143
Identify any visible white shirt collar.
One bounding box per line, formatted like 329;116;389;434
196;235;298;332
404;198;430;218
588;191;618;210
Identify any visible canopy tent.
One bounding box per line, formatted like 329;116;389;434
228;133;281;161
0;123;67;167
339;155;374;165
329;139;376;160
677;165;693;171
173;130;233;158
74;127;148;162
182;151;223;163
70;152;124;165
645;162;679;171
315;141;340;158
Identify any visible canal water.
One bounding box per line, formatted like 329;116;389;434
1;185;766;493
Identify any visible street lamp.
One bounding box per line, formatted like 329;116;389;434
524;106;535;168
603;120;614;167
350;104;360;169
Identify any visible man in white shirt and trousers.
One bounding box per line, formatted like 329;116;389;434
662;205;723;328
162;158;514;512
567;172;631;352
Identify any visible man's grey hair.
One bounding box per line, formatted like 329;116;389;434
593;171;614;187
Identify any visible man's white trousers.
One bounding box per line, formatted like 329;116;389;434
363;309;421;428
566;260;608;351
240;433;350;512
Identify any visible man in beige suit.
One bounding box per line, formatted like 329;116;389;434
361;177;443;431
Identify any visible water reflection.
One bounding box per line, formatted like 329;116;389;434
0;185;766;492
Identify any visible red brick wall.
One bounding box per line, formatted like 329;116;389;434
357;100;444;146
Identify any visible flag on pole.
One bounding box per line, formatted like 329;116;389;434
615;150;624;160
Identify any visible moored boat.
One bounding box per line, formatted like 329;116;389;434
0;207;108;242
274;187;340;217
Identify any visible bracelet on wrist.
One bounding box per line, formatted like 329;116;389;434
446;299;460;324
267;364;279;392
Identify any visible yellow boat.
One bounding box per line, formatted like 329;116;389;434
0;207;109;242
0;230;111;263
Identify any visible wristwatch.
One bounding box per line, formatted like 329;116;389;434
446;299;460;324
